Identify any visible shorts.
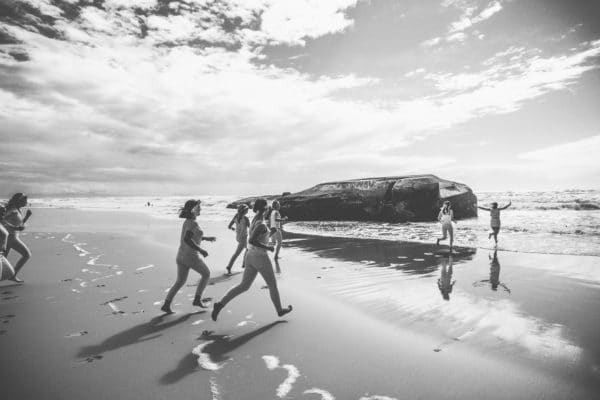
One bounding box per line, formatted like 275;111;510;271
442;223;453;236
491;227;500;234
245;248;273;273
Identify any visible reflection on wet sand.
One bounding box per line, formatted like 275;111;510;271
284;232;583;365
473;251;511;293
437;256;456;301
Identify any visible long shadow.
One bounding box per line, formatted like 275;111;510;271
160;320;286;384
284;232;475;275
77;312;202;358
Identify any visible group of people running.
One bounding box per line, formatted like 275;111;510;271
1;191;510;320
160;198;292;321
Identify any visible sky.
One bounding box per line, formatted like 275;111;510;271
1;0;599;197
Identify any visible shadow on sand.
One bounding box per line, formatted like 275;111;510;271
77;312;202;358
284;232;476;275
160;320;287;384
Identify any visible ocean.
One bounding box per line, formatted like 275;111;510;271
31;189;600;257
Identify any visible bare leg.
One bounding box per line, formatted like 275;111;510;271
212;265;258;321
449;226;454;251
189;258;210;307
162;262;189;313
255;258;284;313
7;235;31;281
274;230;283;259
226;242;246;273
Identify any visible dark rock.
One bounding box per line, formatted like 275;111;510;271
227;175;477;222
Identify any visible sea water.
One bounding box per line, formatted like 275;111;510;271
31;189;600;256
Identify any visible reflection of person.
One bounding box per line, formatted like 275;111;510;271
473;251;511;293
437;255;456;301
478;200;511;246
436;201;455;251
2;193;33;283
226;204;250;275
269;200;287;260
161;200;216;314
212;198;292;321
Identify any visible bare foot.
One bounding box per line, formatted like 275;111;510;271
160;302;173;314
211;302;224;321
277;305;293;317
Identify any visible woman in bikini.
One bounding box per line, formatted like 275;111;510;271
2;193;33;283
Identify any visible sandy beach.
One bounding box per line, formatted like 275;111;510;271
1;208;599;400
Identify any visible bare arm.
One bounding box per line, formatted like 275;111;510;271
500;200;512;210
183;230;207;256
478;206;490;211
22;209;32;224
249;224;274;252
227;216;236;230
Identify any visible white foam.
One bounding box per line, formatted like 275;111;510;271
192;319;204;326
359;396;398;400
304;388;335;400
262;355;279;369
136;264;155;271
80;282;88;288
209;377;221;400
192;341;223;371
262;356;299;398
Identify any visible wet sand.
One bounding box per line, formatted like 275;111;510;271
0;208;599;399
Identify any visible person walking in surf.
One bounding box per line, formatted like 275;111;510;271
436;201;455;251
478;200;511;246
225;204;250;275
212;198;292;321
161;199;216;314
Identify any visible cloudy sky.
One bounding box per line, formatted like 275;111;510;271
1;0;599;196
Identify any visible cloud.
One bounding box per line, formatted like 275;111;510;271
519;135;600;168
424;0;504;47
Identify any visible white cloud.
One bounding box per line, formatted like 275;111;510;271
519;135;600;168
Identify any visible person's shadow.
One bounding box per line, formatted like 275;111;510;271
160;320;287;384
437;255;456;301
77;312;201;358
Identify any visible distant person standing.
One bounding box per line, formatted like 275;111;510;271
478;200;511;246
161;200;216;314
225;204;250;275
1;193;33;283
436;201;455;251
269;200;287;260
212;198;292;321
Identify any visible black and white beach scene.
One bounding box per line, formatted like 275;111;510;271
1;1;600;399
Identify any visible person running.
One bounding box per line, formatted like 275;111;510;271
268;200;287;260
0;224;16;281
211;198;292;321
161;200;216;314
436;201;455;251
225;204;250;275
478;200;511;246
1;193;33;283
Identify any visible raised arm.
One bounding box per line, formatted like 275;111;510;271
478;206;490;211
500;200;512;210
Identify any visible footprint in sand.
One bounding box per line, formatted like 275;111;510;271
61;278;73;282
65;330;88;338
80;355;103;363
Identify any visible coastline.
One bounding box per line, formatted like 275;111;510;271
1;208;598;399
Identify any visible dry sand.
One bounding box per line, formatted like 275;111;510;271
0;208;599;400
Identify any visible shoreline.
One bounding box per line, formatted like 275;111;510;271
1;208;599;399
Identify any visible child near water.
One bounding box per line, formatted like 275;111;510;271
478;200;511;246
